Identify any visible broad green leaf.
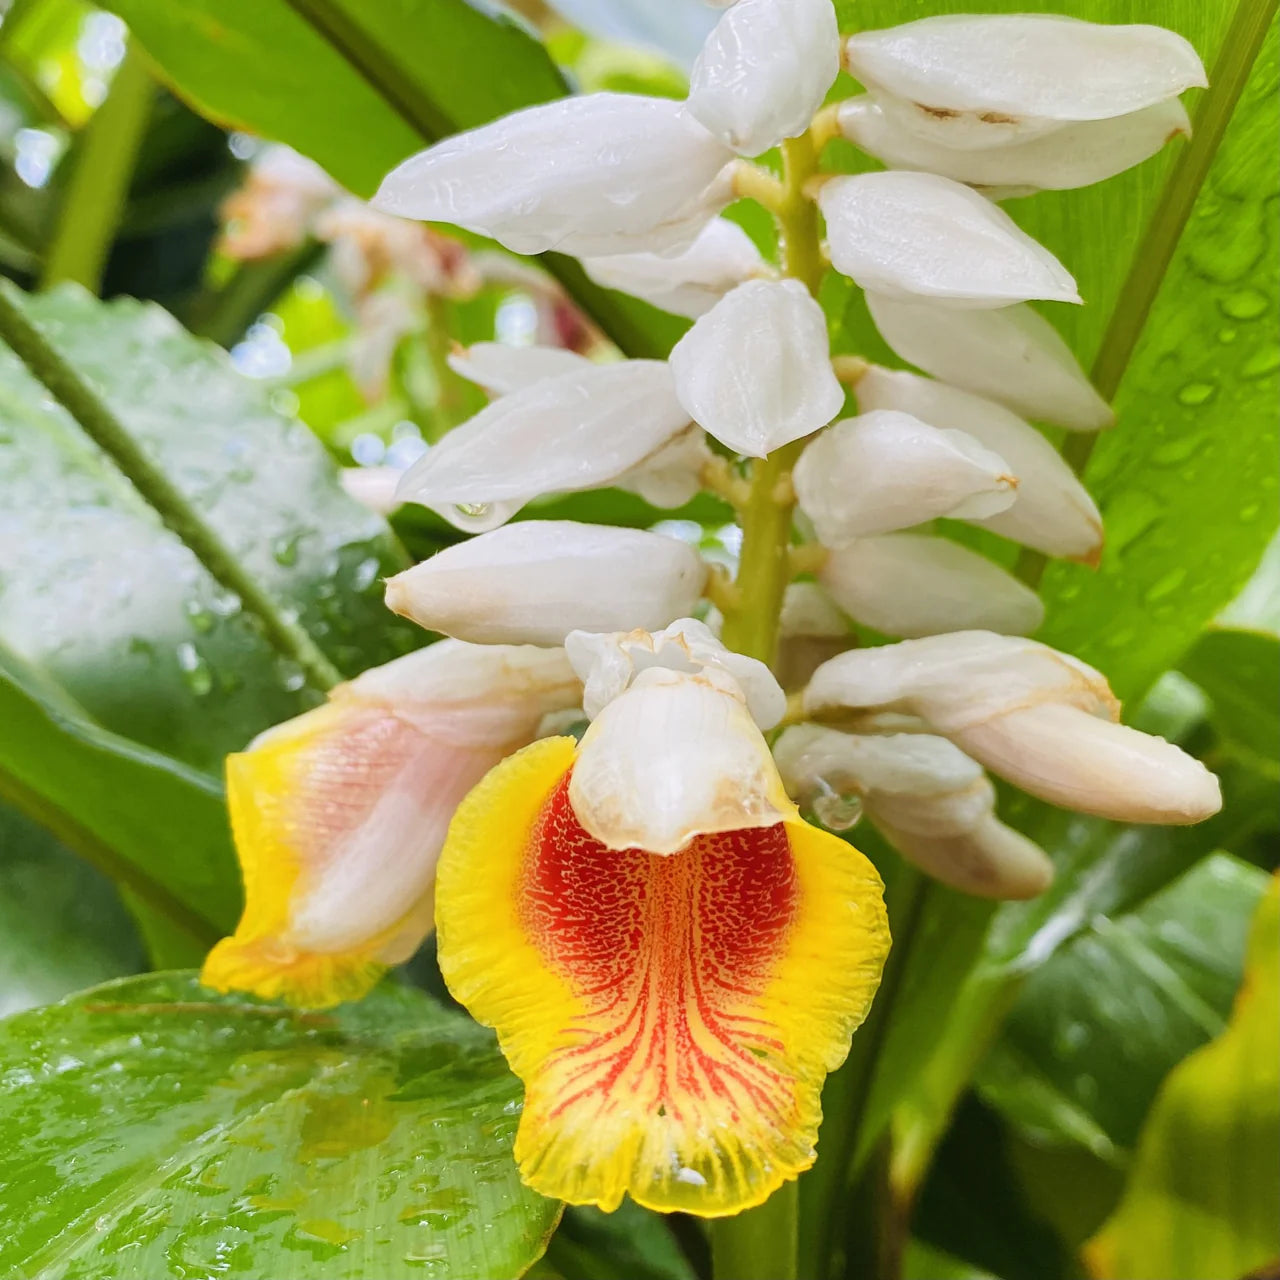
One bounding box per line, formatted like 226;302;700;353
545;1203;697;1280
0;803;143;1018
975;853;1268;1163
0;284;417;775
0;972;560;1280
0;643;237;944
904;1240;1001;1280
1179;627;1280;765
1084;876;1280;1280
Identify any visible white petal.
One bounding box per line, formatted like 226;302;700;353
819;535;1045;637
340;465;403;516
865;292;1114;430
686;0;840;156
803;631;1117;730
394;361;691;530
581;218;767;318
845;17;1206;142
613;426;712;508
839;95;1192;192
793;409;1016;545
372;94;734;256
873;814;1054;899
819;172;1080;307
565;617;785;728
445;342;594;396
780;582;849;638
954;703;1222;825
669;279;843;456
568;667;794;853
856;368;1103;561
385;520;707;646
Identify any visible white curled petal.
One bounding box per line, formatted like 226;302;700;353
445;342;594;396
819;172;1080;307
385;520;707;646
954;704;1222;825
819;535;1045;638
865;293;1114;430
568;667;795;853
669;279;843;456
581;218;767;318
839;96;1192;192
845;17;1207;138
565;617;786;729
856;368;1103;561
793;409;1017;545
614;427;712;508
394;361;691;529
687;0;840;156
803;631;1117;729
372;94;734;256
872;814;1054;899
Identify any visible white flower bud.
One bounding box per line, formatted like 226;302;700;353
613;426;713;508
446;342;593;396
838;95;1192;193
780;581;848;639
865;292;1114;430
856;368;1103;562
373;94;734;256
670;279;844;456
819;535;1045;638
581;218;767;318
773;724;1053;898
565;617;786;728
569;666;794;854
687;0;840;156
844;16;1206;149
803;632;1221;825
793;409;1017;546
394;361;694;531
385;520;708;646
818;172;1080;307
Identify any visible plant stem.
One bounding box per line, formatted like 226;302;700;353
40;40;154;293
711;1182;799;1280
0;281;342;693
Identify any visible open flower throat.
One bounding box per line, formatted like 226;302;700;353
203;1;1219;1222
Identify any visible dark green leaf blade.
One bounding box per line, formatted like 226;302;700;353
0;973;559;1280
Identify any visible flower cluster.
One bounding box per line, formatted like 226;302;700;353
203;5;1216;1219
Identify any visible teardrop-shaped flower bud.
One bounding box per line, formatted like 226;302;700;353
773;724;1053;898
446;342;593;396
865;292;1114;430
201;642;581;1008
373;94;734;256
804;631;1221;825
566;617;786;728
395;361;694;531
687;0;840;156
670;279;844;456
818;172;1080;307
614;426;713;508
839;95;1192;192
856;367;1103;562
581;218;767;318
793;409;1017;546
819;534;1045;638
386;520;708;646
569;667;796;853
844;16;1206;149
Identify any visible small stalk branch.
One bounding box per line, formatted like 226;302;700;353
0;282;342;693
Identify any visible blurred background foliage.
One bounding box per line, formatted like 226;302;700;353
0;0;1275;1278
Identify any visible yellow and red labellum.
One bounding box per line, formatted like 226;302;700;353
436;736;890;1216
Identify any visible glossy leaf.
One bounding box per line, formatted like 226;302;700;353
1179;627;1280;764
0;285;417;774
0;803;143;1019
1084;876;1280;1280
0;972;560;1280
975;853;1268;1163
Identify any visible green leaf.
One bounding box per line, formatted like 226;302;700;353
545;1203;697;1280
1179;627;1280;765
975;853;1268;1163
0;803;143;1018
1084;875;1280;1280
0;643;238;943
0;284;418;775
0;972;560;1280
